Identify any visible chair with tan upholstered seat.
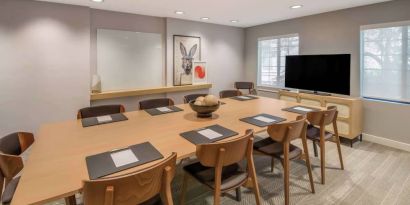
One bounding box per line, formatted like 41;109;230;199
0;132;35;205
219;90;242;98
180;130;261;205
139;98;174;110
82;153;177;205
306;106;344;184
77;105;125;119
253;116;315;205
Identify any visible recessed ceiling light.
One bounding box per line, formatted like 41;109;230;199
201;17;210;20
290;5;303;9
91;0;104;3
230;20;238;23
175;11;185;15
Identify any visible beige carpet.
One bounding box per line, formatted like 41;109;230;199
46;140;410;205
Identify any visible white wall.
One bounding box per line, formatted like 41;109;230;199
0;0;90;136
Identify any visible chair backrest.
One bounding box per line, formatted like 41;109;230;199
77;105;125;119
196;130;254;167
234;82;254;90
82;153;177;205
306;106;338;127
139;98;174;110
183;94;207;104
234;82;257;95
267;116;307;143
219;90;242;98
0;132;34;198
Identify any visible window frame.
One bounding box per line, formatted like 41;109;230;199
257;33;299;89
360;21;410;104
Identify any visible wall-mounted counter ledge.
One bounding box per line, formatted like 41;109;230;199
91;83;212;100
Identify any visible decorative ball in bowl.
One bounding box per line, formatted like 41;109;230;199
189;95;220;118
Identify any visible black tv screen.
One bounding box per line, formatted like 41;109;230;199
285;54;351;95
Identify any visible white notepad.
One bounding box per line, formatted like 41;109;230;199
110;149;139;168
293;107;312;112
198;129;223;139
254;116;276;123
157;107;172;112
237;96;251;100
96;115;112;123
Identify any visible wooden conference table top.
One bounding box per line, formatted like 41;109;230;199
12;96;316;205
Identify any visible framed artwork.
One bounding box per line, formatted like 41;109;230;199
173;35;201;85
192;62;207;84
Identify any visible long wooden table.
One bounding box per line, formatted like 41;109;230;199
12;96;308;205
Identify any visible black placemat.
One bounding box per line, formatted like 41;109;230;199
85;142;164;180
81;113;128;127
282;105;321;114
240;114;286;127
230;95;259;101
144;106;183;116
180;124;238;145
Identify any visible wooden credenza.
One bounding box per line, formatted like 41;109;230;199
278;90;363;146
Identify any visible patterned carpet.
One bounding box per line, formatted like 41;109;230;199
47;140;410;205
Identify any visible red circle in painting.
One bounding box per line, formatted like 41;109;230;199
195;66;206;79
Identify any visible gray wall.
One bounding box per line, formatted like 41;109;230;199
0;0;246;135
166;18;246;95
245;0;410;144
0;0;90;136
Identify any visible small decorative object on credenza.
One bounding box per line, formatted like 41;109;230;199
91;74;101;93
192;61;207;84
173;35;201;86
189;95;220;118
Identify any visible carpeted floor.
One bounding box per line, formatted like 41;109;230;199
47;140;410;205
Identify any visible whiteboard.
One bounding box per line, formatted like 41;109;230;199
97;29;163;91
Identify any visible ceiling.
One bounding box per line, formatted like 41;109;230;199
38;0;391;27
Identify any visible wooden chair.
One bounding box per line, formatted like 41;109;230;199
183;94;207;104
219;90;242;98
306;106;344;184
77;105;125;119
234;82;257;95
0;132;35;205
180;130;261;205
82;153;177;205
253;116;315;205
139;98;174;110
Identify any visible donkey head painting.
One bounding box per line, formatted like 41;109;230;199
180;42;198;75
174;35;201;85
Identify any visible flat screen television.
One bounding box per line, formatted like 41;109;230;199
285;54;351;95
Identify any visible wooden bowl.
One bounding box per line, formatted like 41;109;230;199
189;100;220;118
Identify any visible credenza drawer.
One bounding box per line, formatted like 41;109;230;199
326;120;350;136
326;102;350;118
279;95;298;102
300;98;322;107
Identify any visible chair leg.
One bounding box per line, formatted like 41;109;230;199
214;189;221;205
320;139;326;184
302;137;315;193
271;157;275;173
65;195;76;205
235;187;241;201
336;136;345;170
312;141;318;157
283;143;290;205
248;155;261;205
180;173;189;205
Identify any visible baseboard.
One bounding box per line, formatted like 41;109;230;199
362;133;410;152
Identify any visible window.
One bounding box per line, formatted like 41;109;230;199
361;22;410;103
257;34;299;87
